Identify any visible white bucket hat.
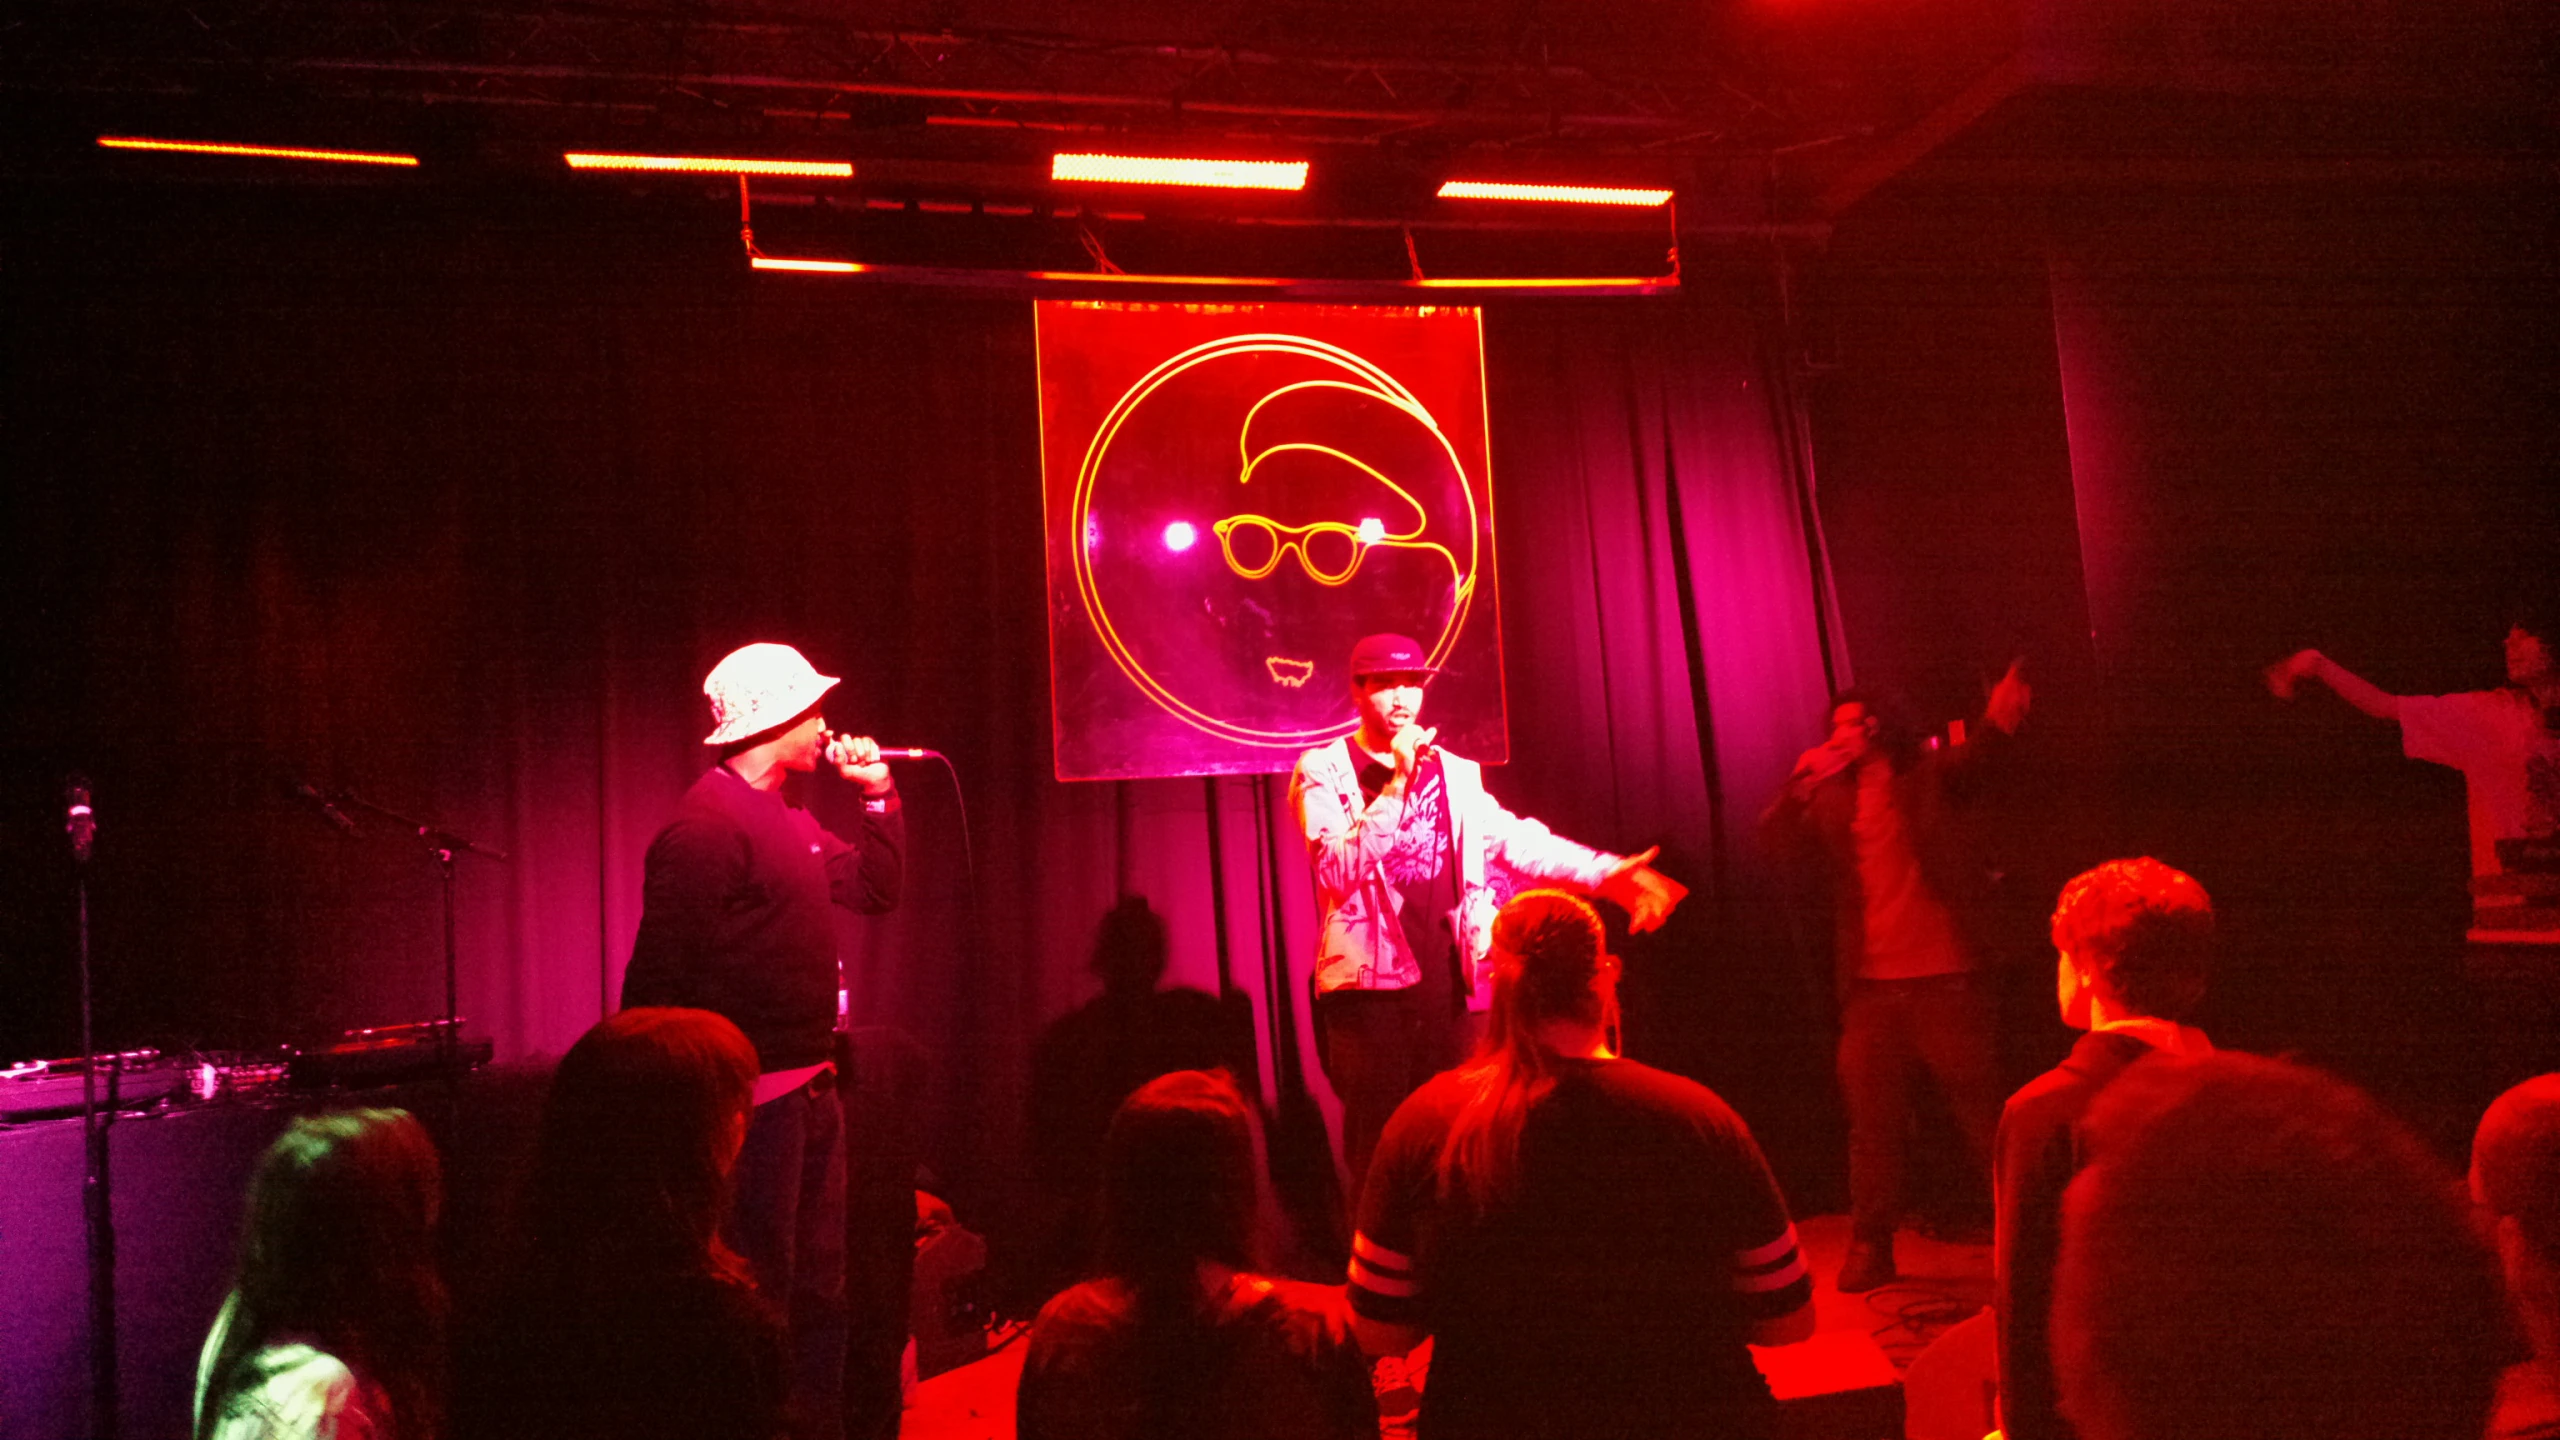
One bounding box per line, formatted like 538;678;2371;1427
702;642;840;745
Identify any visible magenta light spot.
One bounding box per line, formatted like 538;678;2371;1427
1163;521;1199;552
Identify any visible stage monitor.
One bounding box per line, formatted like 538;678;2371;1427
1036;300;1507;781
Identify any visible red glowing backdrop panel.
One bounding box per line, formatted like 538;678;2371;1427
1036;300;1506;780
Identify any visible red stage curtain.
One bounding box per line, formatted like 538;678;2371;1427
3;186;1842;1221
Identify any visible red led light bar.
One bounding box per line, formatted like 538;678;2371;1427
566;153;853;178
750;257;871;274
1437;180;1673;207
1051;153;1309;191
97;136;418;167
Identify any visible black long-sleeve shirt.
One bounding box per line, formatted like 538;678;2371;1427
1993;1029;2155;1440
623;766;903;1070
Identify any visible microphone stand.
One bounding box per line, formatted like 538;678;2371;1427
73;803;116;1440
330;790;510;1119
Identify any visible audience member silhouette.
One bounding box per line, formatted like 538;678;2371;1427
1994;858;2215;1440
2054;1052;2507;1440
1029;896;1240;1286
1016;1068;1377;1440
194;1107;446;1440
1347;890;1815;1440
451;1007;785;1440
2473;1074;2560;1440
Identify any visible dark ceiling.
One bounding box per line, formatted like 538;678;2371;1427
1;3;2017;203
3;0;2549;276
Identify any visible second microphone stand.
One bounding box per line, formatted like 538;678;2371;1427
331;789;510;1114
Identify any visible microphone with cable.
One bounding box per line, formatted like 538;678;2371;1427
820;730;943;763
66;774;96;864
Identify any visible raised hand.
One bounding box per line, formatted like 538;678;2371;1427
824;731;894;796
1986;656;2032;735
1389;723;1439;784
2265;649;2325;700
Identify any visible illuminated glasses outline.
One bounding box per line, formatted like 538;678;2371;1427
1211;515;1376;584
1214;410;1467;592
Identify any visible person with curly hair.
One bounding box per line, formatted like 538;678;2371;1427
1993;858;2216;1440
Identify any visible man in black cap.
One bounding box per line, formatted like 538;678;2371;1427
1289;632;1686;1192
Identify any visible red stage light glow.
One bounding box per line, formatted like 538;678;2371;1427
565;153;853;178
1436;180;1673;207
97;136;419;167
1051;153;1309;191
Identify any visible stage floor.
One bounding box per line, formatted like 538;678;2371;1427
901;1213;1995;1440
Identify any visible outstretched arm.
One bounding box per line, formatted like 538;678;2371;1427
1596;846;1688;934
2266;649;2402;722
1477;801;1690;935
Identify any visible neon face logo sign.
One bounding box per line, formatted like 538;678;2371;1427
1039;303;1506;781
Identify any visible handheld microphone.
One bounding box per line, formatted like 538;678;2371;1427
66;775;96;863
290;780;362;836
820;729;942;762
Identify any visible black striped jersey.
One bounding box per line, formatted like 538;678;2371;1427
1348;1056;1810;1440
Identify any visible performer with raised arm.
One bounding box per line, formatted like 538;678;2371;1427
1761;661;2030;1292
1290;632;1687;1195
623;642;904;1440
2267;604;2560;1103
2267;605;2560;946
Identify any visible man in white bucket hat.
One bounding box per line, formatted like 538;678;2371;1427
624;641;903;1439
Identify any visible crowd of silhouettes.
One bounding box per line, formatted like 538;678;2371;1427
196;854;2560;1439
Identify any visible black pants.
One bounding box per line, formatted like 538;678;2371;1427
842;1030;925;1440
1317;972;1469;1201
727;1071;847;1440
1838;971;2001;1243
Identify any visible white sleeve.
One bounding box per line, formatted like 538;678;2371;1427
1469;789;1618;891
2400;691;2501;771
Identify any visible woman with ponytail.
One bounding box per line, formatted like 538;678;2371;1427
1346;891;1816;1440
1017;1069;1377;1440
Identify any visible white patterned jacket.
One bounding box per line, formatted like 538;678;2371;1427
1289;739;1622;1011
